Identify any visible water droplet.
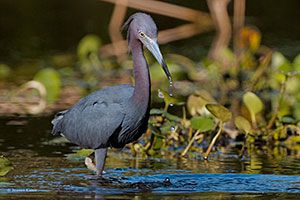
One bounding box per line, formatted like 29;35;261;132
163;177;172;186
168;78;174;97
158;89;164;99
169;103;174;107
170;126;175;132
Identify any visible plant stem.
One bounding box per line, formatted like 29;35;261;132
250;112;257;129
203;122;223;159
181;130;200;157
267;75;287;129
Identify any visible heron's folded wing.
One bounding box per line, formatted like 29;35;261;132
58;100;126;149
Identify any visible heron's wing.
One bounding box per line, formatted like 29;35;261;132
52;85;134;149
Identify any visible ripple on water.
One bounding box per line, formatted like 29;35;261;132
2;167;300;196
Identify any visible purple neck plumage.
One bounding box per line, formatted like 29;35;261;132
129;38;151;107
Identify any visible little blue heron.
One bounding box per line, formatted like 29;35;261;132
52;13;173;176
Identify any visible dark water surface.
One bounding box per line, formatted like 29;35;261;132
1;116;300;199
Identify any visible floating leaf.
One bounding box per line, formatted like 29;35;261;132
206;103;232;122
190;116;214;132
66;149;94;161
34;68;61;103
243;92;263;116
234;116;252;133
42;137;70;145
149;108;181;122
0;156;13;176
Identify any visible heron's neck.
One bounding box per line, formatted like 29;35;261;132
130;40;151;106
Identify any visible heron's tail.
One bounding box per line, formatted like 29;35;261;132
51;110;67;136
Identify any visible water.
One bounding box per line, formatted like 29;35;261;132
1;116;300;199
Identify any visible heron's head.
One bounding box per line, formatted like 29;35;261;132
122;12;172;84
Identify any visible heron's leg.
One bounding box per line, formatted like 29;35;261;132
95;148;108;176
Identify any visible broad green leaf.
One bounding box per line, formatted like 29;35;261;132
187;91;215;116
280;116;295;124
286;77;300;93
187;94;208;116
150;108;164;115
77;34;101;61
293;54;300;71
234;116;252;133
243;92;264;115
34;68;61;103
206;103;232;122
0;156;13;176
190;116;214;132
272;51;292;72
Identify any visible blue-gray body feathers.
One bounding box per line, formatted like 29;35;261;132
51;84;149;149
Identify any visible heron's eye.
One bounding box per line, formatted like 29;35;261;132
138;31;145;38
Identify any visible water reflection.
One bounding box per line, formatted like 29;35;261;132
1;116;300;199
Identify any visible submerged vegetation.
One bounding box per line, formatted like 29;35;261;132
1;26;300;175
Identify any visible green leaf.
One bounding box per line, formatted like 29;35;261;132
243;92;264;115
272;51;292;72
34;68;61;103
293;102;300;120
234;116;252;133
150;108;164;115
293;54;300;72
280;116;295;124
158;89;180;109
206;103;232;122
190;116;214;132
187;91;215;116
152;135;164;150
77;34;102;61
0;156;13;176
149;108;181;122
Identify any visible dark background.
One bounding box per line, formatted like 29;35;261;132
1;0;300;63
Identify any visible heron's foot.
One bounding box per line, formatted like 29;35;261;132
85;156;97;172
85;155;97;172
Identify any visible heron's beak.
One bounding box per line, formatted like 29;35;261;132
143;37;173;83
